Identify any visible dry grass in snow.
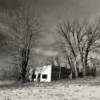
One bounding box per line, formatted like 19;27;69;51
0;77;100;100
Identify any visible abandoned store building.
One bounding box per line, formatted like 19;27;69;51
29;64;71;82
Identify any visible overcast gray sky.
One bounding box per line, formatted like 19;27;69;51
33;0;100;49
1;0;100;56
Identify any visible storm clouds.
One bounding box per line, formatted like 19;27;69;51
33;0;100;50
1;0;100;55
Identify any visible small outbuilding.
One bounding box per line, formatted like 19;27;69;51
29;64;71;82
33;65;52;82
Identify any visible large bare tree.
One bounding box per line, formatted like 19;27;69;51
5;6;41;82
58;19;100;77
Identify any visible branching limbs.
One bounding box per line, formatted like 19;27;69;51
57;19;100;76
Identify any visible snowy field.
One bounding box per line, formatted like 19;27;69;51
0;77;100;100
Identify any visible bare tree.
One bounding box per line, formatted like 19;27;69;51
83;21;100;75
57;19;100;77
6;6;41;82
57;20;84;77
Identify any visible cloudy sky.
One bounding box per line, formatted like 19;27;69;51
32;0;100;51
1;0;100;56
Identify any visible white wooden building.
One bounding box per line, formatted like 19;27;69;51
33;65;52;82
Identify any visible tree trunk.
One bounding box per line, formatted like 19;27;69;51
68;57;78;78
20;48;30;82
83;47;89;76
59;66;61;79
74;61;78;78
21;60;28;82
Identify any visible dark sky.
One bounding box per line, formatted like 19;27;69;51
33;0;100;50
1;0;100;56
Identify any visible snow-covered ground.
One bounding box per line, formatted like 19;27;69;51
0;77;100;100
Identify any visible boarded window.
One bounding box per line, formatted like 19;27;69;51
42;74;47;79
